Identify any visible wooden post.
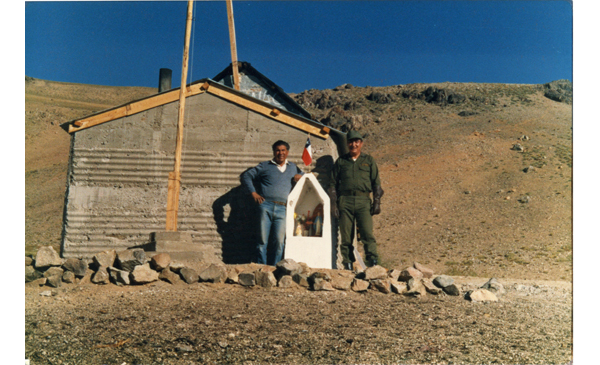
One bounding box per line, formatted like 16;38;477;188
166;0;194;232
226;0;241;90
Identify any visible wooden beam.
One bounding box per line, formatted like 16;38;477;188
66;81;331;139
226;0;241;91
165;171;181;231
68;85;205;133
205;85;330;139
165;0;194;232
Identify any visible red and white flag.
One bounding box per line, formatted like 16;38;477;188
302;136;313;166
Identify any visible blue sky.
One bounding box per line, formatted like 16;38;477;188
25;1;573;93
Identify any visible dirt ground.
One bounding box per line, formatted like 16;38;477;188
25;271;572;365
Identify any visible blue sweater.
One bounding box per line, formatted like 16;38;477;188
240;161;303;203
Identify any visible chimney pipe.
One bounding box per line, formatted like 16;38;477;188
158;68;172;93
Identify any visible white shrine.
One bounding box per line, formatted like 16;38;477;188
285;173;334;268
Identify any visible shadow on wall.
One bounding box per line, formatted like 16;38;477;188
212;185;258;264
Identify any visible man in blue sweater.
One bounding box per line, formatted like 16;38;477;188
241;141;303;265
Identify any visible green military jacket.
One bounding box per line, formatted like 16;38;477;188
330;153;381;194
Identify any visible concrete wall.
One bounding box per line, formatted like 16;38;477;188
61;92;338;263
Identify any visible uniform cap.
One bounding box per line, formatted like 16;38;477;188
346;130;363;141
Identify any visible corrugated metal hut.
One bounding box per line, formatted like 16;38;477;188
60;62;343;263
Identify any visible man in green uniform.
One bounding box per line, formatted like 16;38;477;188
328;130;384;270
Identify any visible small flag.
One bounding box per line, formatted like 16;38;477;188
302;136;313;166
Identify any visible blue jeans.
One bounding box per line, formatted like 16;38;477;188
257;201;286;265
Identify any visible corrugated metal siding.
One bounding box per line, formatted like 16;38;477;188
69;148;314;187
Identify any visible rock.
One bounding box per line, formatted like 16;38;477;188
78;269;94;285
34;246;62;269
398;267;423;282
371;279;391;294
390;280;407;294
313;280;335;291
130;264;159;284
422;279;442;295
92;250;117;269
433;275;454;288
25;266;43;283
46;275;62;288
150;253;171;271
480;278;505;295
108;266;131;286
92;267;110;285
405;278;426;296
413;262;434;278
363;265;388;280
238;271;256;287
466;288;498;302
116;249;146;272
442;284;461;296
351;278;370;292
226;268;239;284
331;275;353;290
518;195;531;204
62;270;76;284
25;256;33;266
367;91;393;104
309;271;331;281
199;264;227;283
63;258;89;277
298;262;311;275
259;265;277;273
26;278;47;287
387;269;401;281
523;166;535;173
292;273;309;288
275;259;303;279
39;290;54;297
176;344;194;353
256;271;277;288
168;261;186;273
159;268;182;284
179;267;199;284
43;267;65;278
308;272;331;291
512;143;524;151
278;275;296;288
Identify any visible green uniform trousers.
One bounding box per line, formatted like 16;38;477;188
338;195;379;265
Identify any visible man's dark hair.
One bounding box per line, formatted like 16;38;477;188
272;140;290;151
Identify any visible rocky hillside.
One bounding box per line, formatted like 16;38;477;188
25;77;572;281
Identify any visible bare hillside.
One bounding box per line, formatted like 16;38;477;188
24;77;572;281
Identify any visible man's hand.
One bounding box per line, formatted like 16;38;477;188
371;200;381;215
251;192;265;205
293;174;302;182
371;186;384;215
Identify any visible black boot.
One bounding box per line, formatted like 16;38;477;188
344;262;353;271
368;258;378;267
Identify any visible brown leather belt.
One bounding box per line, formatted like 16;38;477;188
272;201;287;206
340;191;371;197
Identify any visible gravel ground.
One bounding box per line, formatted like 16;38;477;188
25;276;572;365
